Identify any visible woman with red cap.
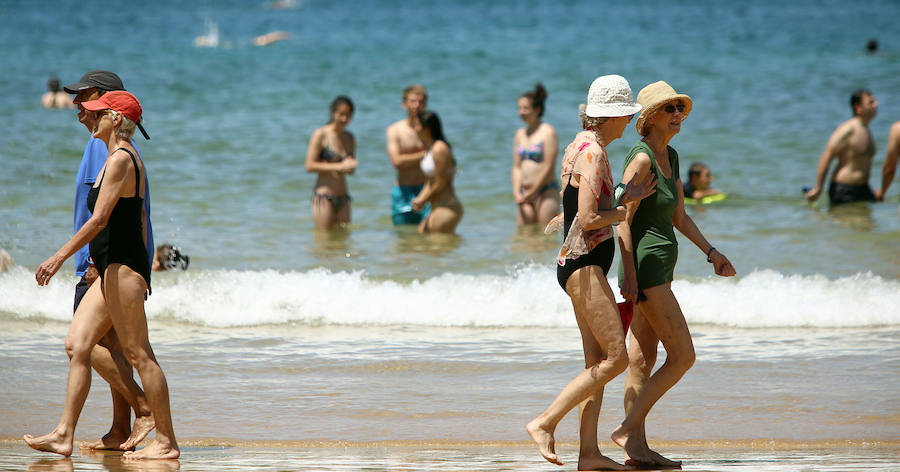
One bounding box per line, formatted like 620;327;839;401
27;91;179;460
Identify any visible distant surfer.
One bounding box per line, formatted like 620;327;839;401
805;90;879;205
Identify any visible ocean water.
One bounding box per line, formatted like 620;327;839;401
1;0;899;468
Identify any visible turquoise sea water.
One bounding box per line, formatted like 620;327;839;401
1;1;898;468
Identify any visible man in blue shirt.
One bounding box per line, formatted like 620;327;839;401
65;70;156;450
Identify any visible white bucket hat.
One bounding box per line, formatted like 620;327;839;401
583;75;643;118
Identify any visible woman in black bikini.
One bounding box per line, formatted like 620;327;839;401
29;91;179;460
527;75;654;470
305;96;358;230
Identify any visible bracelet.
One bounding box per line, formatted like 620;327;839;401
706;247;716;263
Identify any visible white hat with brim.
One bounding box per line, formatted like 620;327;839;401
584;75;643;118
635;81;693;135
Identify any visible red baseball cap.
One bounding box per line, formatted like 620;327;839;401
81;90;143;125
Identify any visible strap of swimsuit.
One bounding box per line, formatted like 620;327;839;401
115;148;142;198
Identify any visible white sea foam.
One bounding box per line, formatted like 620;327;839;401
1;266;897;328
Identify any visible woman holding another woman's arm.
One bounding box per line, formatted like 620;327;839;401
612;81;736;468
527;75;655;470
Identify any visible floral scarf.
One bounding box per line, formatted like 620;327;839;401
545;131;614;265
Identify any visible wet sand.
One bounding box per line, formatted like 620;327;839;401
3;439;898;471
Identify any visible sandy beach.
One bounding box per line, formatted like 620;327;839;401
3;439;899;471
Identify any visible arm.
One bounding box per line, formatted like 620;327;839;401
806;124;851;202
672;178;736;277
305;129;353;173
875;123;900;201
616;153;652;302
36;152;131;285
572;174;625;230
386;125;426;169
511;130;523;201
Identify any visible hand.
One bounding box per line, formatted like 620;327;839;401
620;271;639;303
85;265;100;286
621;171;657;204
805;186;821;202
35;253;65;286
612;205;626;224
411;198;424;212
709;250;736;277
874;189;885;202
341;157;358;174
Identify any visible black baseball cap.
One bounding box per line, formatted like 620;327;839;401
64;70;150;140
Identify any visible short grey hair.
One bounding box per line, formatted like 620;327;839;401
578;104;609;129
108;110;137;140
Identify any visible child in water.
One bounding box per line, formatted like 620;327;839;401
683;162;723;201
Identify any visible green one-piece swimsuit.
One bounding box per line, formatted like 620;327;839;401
618;141;680;301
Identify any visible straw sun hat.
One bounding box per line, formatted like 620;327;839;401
583;75;643;118
634;81;692;136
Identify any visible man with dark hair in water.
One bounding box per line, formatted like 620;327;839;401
805;89;878;205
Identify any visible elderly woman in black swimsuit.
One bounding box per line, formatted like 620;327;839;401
28;91;179;460
526;75;655;470
306;96;358;230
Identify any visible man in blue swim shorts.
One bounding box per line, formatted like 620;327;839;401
386;84;431;224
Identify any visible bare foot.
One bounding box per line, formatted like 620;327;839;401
24;432;73;457
613;427;681;469
123;439;180;460
624;451;682;469
526;418;563;466
578;453;634;471
79;431;132;451
121;414;156;450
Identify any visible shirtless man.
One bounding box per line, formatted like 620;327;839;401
805;90;878;205
41;76;74;109
386;84;431;225
874;120;900;216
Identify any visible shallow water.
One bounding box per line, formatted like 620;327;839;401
1;0;899;464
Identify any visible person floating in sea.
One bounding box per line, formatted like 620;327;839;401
253;31;290;46
152;244;190;271
682;162;724;203
411;110;463;233
805;89;879;205
875;120;900;217
41;76;74;109
27;91;179;460
613;80;736;468
306;96;358;230
512;83;560;227
528;75;656;470
386;84;430;225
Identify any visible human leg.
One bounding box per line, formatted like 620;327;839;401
612;283;693;467
25;282;111;456
103;264;179;460
527;266;628;467
420;205;462;234
312;193;338;230
536;185;561;227
82;329;155;450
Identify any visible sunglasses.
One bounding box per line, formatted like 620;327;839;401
663;103;686;114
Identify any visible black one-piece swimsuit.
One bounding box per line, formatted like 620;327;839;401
556;182;615;291
86;148;151;291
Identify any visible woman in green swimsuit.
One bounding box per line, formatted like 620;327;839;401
612;81;736;468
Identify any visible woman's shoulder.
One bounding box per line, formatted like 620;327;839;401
539;122;557;136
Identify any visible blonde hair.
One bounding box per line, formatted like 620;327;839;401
403;84;427;101
108;110;137;140
578;104;609;129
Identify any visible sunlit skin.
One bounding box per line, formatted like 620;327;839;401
512;97;559;226
306;102;357;229
526;110;658;470
612;98;735;468
410;117;463;234
386;92;429;186
26;108;180;460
